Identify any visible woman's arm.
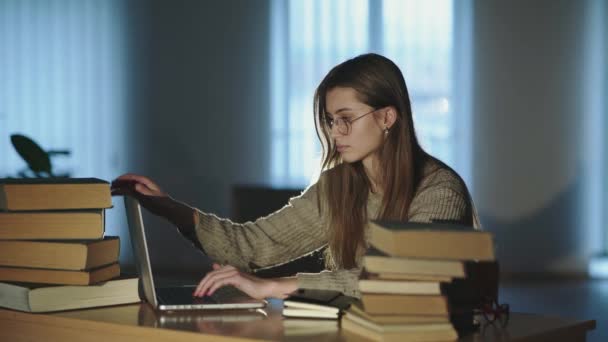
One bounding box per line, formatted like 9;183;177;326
112;174;328;269
111;174;199;234
408;169;476;226
296;268;362;298
193;263;361;300
193;183;328;272
148;196;199;235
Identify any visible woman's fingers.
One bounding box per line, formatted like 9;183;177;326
111;174;142;188
110;179;138;195
194;265;237;297
110;187;127;195
195;266;238;297
112;173;162;192
206;275;239;296
204;271;241;296
134;183;158;196
195;274;234;297
110;181;143;197
111;174;166;198
193;265;271;300
193;263;226;296
114;173;149;184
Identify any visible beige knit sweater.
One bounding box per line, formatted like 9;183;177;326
193;159;480;298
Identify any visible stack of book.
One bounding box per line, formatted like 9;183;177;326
341;221;497;342
0;178;139;312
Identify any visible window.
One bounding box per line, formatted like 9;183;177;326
0;0;128;180
587;0;608;277
270;0;472;187
0;0;128;236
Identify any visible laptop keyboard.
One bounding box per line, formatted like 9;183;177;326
156;285;246;305
157;286;214;304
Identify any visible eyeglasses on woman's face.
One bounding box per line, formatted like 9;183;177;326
324;108;380;135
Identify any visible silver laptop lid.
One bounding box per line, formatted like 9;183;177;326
125;196;266;312
124;196;159;307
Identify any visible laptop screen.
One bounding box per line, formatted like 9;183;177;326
124;196;159;307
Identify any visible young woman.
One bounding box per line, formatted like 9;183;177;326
111;53;480;300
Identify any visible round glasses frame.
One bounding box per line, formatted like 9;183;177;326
324;108;380;135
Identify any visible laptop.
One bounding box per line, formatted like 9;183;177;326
124;196;267;311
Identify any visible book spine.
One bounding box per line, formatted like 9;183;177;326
0;186;7;211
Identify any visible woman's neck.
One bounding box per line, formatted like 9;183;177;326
362;154;382;194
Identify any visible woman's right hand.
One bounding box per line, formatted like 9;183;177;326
111;173;171;217
111;173;166;196
111;173;198;232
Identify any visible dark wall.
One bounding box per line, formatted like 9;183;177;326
121;0;271;274
472;0;603;275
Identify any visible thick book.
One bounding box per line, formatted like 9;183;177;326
359;279;444;295
0;263;120;285
0;209;105;240
359;294;449;315
368;221;495;261
365;272;453;282
344;311;455;333
283;289;357;319
0;178;112;211
0;276;139;312
0;236;119;270
363;247;466;278
341;316;458;342
346;304;450;325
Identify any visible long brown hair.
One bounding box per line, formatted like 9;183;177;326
314;53;428;269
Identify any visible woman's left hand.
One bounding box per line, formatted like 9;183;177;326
193;263;276;300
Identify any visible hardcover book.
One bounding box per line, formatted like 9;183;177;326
0;276;139;312
0;209;105;240
368;221;495;261
0;178;112;211
0;236;119;270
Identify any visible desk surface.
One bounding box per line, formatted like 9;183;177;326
0;300;596;342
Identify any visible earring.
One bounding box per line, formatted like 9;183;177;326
384;127;389;135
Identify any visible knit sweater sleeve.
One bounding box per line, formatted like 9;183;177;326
194;183;327;272
296;268;362;298
408;169;475;226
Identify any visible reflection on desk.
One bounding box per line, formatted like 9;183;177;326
138;303;279;339
136;300;342;341
0;299;596;342
282;319;339;337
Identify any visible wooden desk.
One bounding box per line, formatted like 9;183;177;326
0;300;595;341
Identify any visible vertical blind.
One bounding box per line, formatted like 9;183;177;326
0;0;128;181
383;0;454;167
0;0;128;239
271;0;370;187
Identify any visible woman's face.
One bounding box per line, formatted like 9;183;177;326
325;87;387;168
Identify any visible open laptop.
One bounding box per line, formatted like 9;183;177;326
124;196;266;311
